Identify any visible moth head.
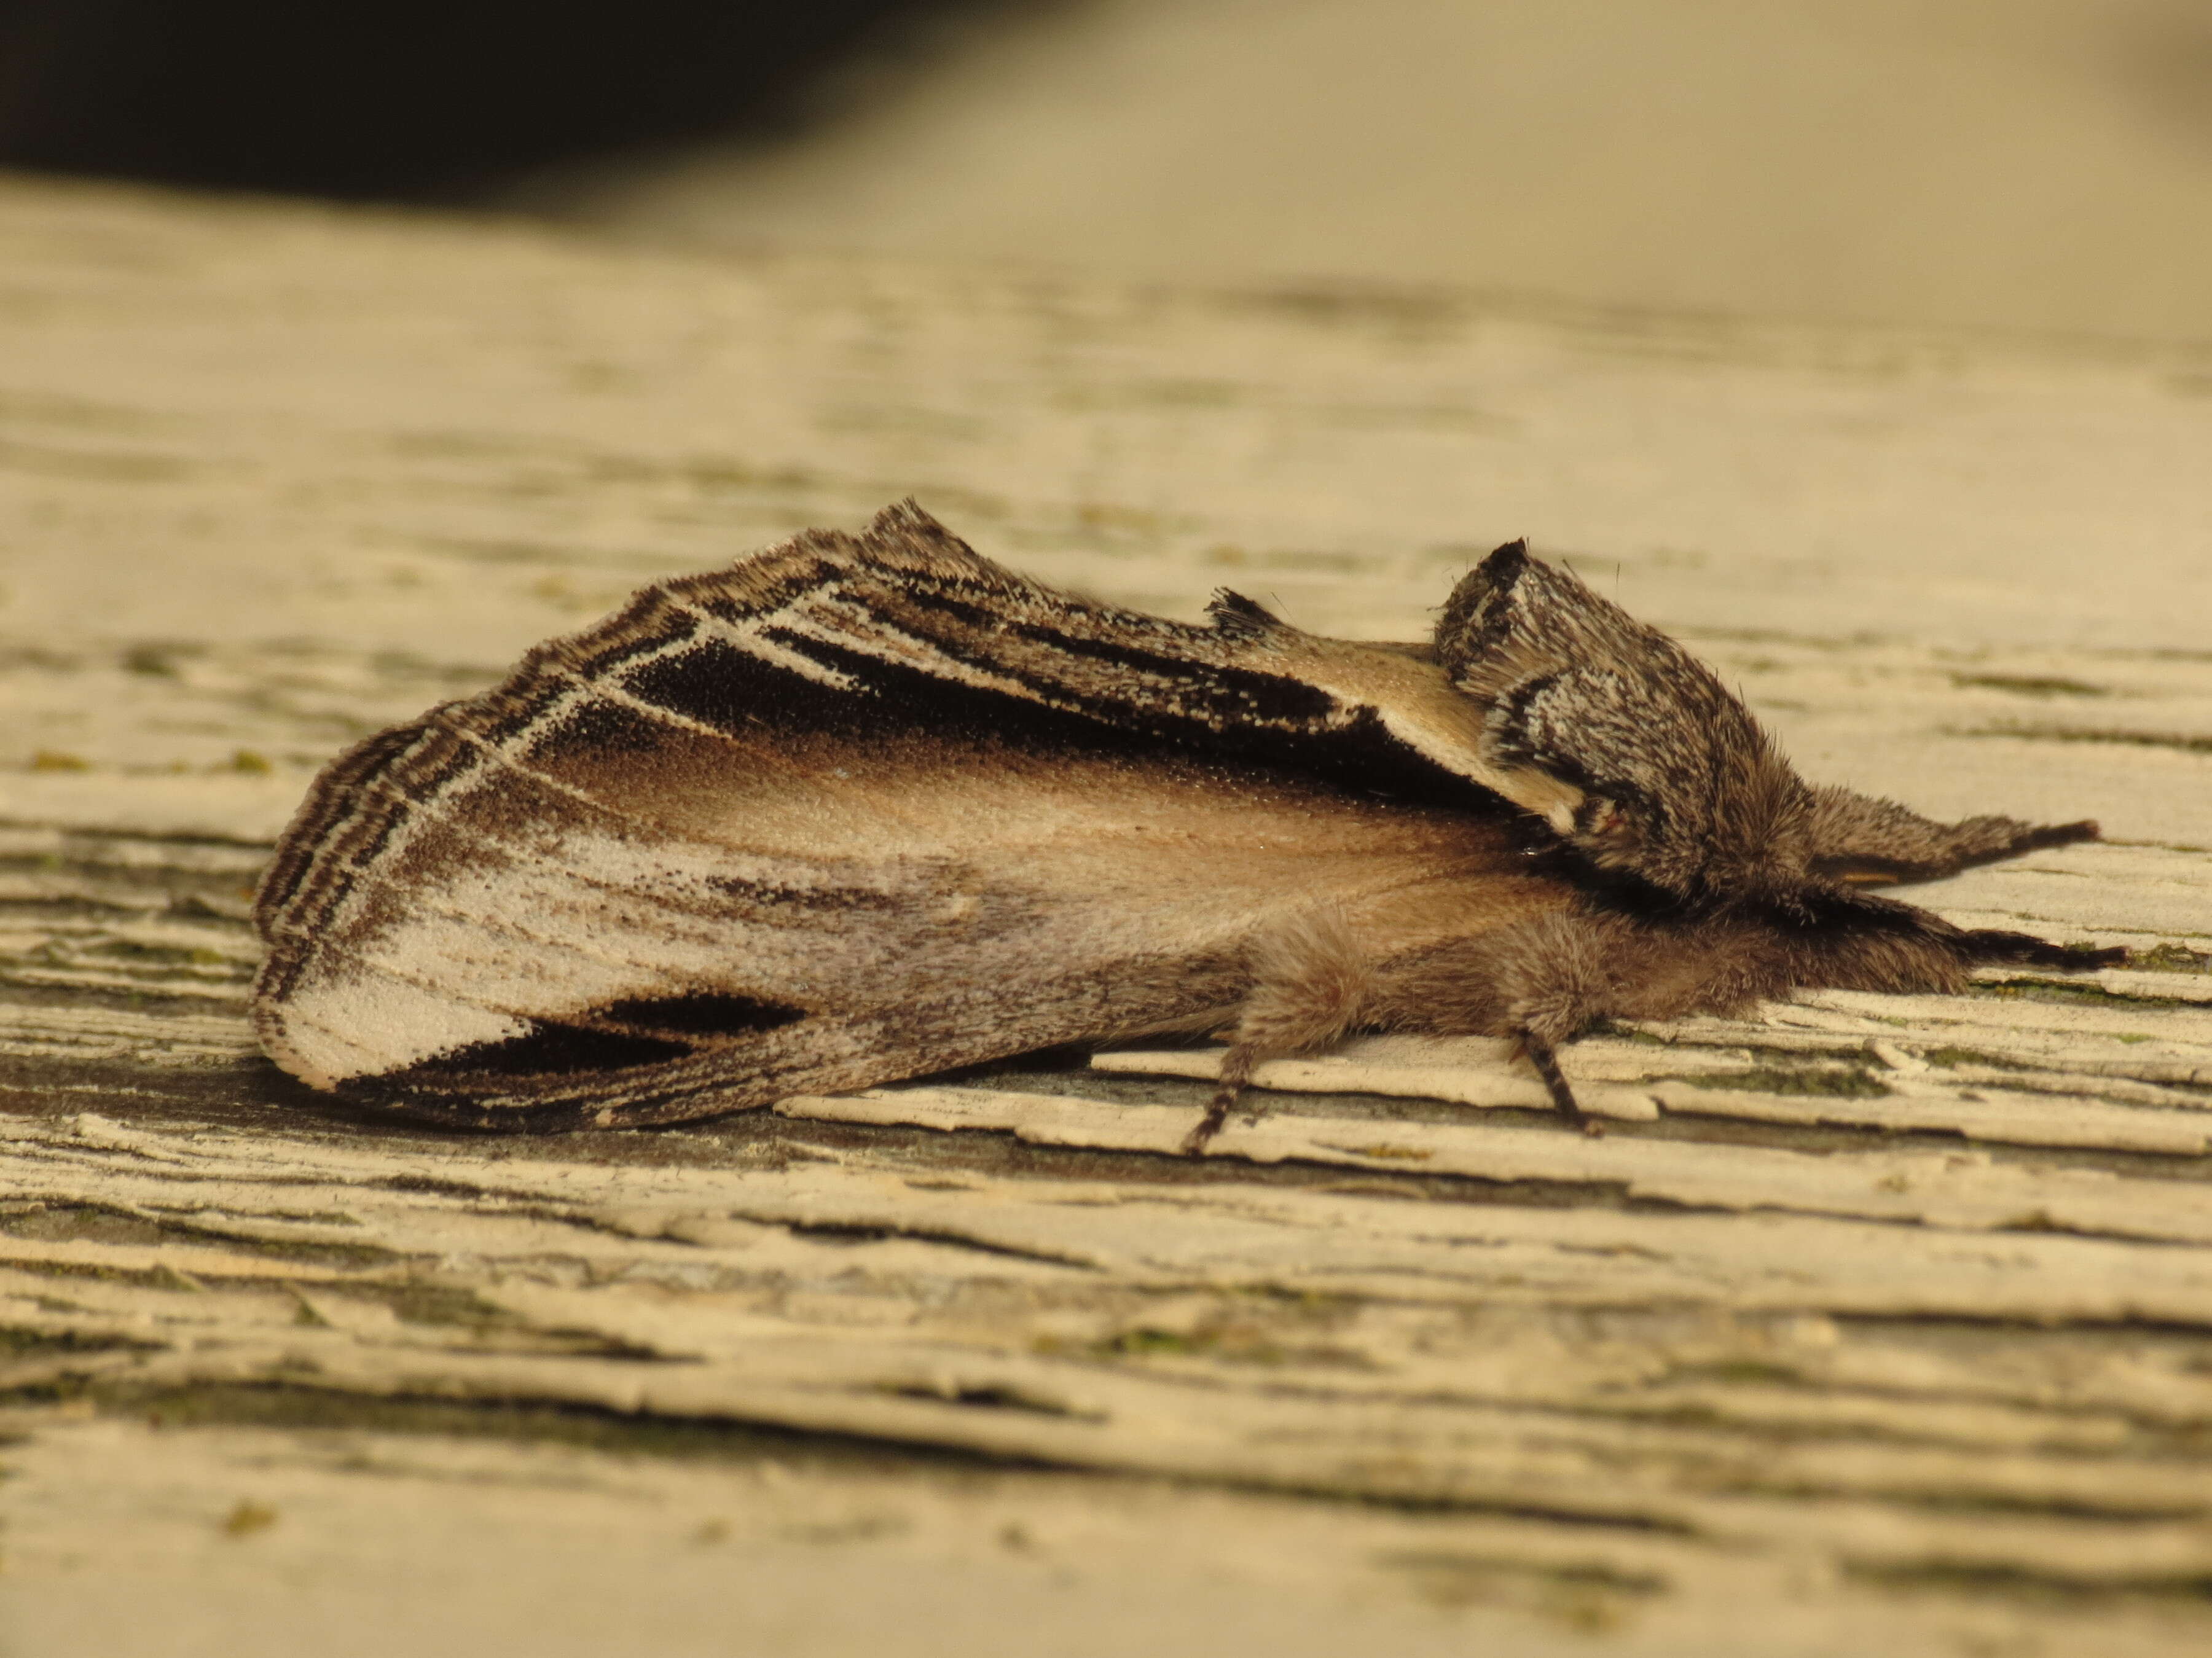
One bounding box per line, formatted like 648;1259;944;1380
1436;542;1818;906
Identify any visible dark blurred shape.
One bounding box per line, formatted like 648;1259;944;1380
2125;7;2212;151
0;0;970;197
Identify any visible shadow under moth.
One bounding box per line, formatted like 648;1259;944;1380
253;501;2118;1152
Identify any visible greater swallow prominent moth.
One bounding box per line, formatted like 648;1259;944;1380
253;501;2116;1151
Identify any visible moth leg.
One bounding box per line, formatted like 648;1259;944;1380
1182;908;1371;1156
1808;785;2100;886
1182;1046;1259;1156
1515;1029;1602;1138
1365;910;1695;1135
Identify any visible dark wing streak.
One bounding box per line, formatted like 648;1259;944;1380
549;676;768;746
662;504;1579;821
415;688;875;860
449;643;779;766
393;842;928;964
400;713;665;829
361;952;1251;1132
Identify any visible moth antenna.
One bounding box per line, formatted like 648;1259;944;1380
1205;589;1281;639
1516;1030;1604;1138
1960;929;2128;971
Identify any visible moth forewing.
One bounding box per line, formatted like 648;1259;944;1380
254;501;2117;1147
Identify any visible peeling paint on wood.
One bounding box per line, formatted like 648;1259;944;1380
2;173;2210;1655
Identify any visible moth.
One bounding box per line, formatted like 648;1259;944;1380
253;500;2117;1152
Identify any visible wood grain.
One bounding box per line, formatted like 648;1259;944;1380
2;171;2210;1656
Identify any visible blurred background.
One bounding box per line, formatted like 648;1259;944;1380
2;0;2209;342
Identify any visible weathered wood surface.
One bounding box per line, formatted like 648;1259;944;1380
2;171;2211;1656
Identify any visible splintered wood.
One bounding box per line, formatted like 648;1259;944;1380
2;174;2211;1656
